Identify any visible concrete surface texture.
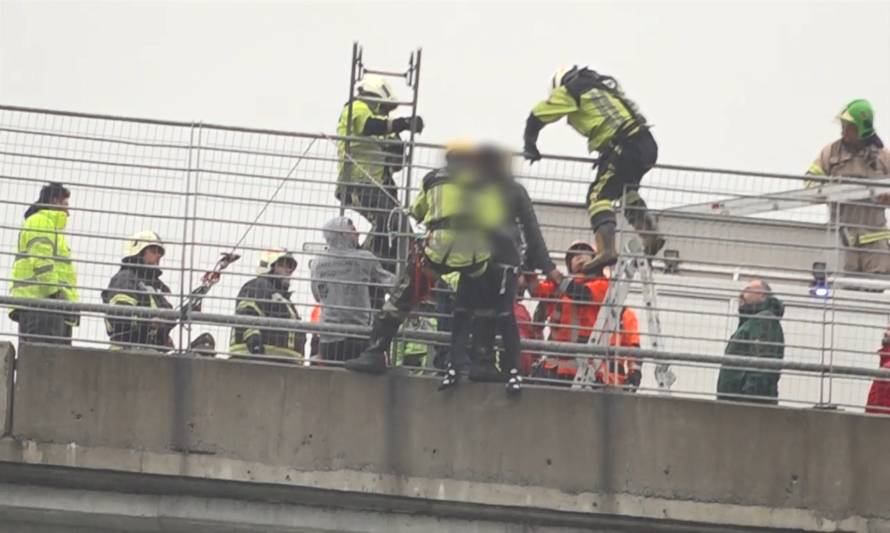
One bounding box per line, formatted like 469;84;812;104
0;342;12;436
2;342;889;532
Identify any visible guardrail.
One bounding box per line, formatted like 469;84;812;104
2;104;890;413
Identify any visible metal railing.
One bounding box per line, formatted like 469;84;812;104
2;104;890;414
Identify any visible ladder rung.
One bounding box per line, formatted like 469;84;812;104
354;95;415;107
361;68;408;78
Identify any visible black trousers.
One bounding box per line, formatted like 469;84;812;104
341;180;400;265
587;128;658;225
320;337;369;362
451;264;519;372
17;310;72;345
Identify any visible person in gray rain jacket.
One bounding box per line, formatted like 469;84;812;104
311;216;395;362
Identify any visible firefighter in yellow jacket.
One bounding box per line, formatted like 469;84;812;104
336;74;425;265
9;182;79;344
523;65;664;273
807;99;890;275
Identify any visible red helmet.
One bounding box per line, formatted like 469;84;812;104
565;240;595;271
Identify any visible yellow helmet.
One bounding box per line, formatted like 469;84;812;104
256;248;296;275
122;230;165;260
444;138;479;161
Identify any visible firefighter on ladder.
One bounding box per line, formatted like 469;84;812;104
529;241;642;389
806;99;890;276
230;249;306;358
522;65;664;275
336;74;425;268
345;141;563;390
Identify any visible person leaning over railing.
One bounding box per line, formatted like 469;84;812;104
806;99;890;275
9;182;79;345
230;249;305;358
716;280;785;405
102;231;174;351
527;241;641;389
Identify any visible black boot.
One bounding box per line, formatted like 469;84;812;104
582;221;619;275
625;201;665;257
345;316;401;374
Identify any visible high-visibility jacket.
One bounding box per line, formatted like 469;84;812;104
594;308;641;386
531;68;646;153
9;209;78;319
411;167;508;275
806;139;890;247
533;275;640;380
102;263;173;350
515;301;540;376
336;99;403;194
393;315;437;367
230;276;306;358
866;346;890;415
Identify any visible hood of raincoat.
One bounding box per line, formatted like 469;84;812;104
322;216;357;251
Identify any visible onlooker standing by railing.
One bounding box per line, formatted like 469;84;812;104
9;182;79;345
866;325;890;414
805;100;890;275
311;216;394;362
717;280;785;405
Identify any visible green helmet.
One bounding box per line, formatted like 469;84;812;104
838;99;875;139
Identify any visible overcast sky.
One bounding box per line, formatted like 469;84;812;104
2;0;889;174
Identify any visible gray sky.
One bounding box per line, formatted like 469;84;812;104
2;0;889;174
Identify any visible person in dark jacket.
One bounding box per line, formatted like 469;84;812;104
717;280;785;404
230;249;306;358
102;230;174;351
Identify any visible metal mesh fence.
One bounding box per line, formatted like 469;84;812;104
1;105;889;414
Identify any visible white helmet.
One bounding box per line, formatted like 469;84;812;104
123;230;165;260
551;65;580;91
357;74;398;104
256;248;296;275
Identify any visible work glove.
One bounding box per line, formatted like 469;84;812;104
245;334;265;355
523;142;542;164
391;116;425;134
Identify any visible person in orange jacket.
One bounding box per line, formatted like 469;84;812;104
866;325;890;415
529;241;641;389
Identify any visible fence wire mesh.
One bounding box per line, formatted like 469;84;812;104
1;105;889;415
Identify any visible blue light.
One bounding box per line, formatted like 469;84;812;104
810;284;830;298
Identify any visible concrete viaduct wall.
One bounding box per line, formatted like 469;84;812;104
1;342;889;532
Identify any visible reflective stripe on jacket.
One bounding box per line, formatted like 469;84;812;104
230;276;305;357
102;264;172;349
533;276;639;380
531;70;645;153
9;209;78;316
411;167;508;273
336;99;402;190
806;139;890;246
